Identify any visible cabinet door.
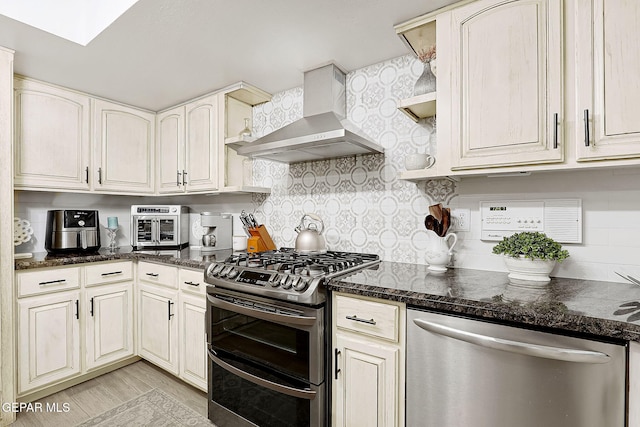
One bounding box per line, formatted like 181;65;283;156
17;291;81;394
184;95;218;192
179;293;207;391
85;283;134;371
576;0;640;160
449;0;563;170
93;99;155;194
137;284;179;374
14;78;90;190
333;334;400;427
157;106;185;194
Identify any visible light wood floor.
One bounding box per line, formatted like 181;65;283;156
12;360;208;427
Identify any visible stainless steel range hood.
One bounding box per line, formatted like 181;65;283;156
236;63;384;163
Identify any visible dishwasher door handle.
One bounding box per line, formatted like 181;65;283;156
413;319;611;364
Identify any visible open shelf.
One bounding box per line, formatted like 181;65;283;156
397;92;436;121
224;135;257;151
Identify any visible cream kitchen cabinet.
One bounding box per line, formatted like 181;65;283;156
445;0;563;170
15;261;135;397
17;290;81;395
157;95;219;194
178;268;207;391
137;261;179;374
14;77;91;191
332;292;405;427
575;0;640;161
92;98;155;194
137;283;179;375
84;261;134;371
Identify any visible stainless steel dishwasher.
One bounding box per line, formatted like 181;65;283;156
407;308;627;427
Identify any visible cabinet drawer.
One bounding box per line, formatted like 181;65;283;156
335;294;399;342
85;261;133;286
137;261;178;289
179;268;205;295
16;267;81;298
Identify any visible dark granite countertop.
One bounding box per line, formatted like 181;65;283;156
14;247;232;271
327;261;640;343
16;251;640;343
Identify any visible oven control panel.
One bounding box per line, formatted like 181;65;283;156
205;262;320;304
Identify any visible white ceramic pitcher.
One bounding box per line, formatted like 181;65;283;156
425;230;458;272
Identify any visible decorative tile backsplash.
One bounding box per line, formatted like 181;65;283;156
250;55;455;265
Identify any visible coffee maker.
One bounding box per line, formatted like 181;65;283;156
200;212;232;254
45;210;101;254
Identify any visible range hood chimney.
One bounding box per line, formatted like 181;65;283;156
236;63;384;163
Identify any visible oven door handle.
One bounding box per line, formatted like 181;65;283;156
208;350;317;400
207;294;317;327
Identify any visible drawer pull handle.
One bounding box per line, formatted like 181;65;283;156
346;315;376;325
145;272;159;277
38;279;66;286
184;281;200;287
101;271;123;276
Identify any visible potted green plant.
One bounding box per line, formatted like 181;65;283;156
492;232;569;283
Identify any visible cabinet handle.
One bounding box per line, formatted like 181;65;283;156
168;300;174;320
346;315;376;325
145;272;159;277
85;166;89;183
584;109;590;147
182;170;187;186
75;300;79;320
98;167;103;184
334;348;341;380
553;113;559;149
177;170;182;187
101;271;123;277
38;279;66;286
184;281;200;287
90;297;94;317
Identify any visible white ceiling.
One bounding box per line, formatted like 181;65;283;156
0;0;456;111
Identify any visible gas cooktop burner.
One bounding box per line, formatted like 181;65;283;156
204;248;380;305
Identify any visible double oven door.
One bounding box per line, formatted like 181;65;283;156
206;287;325;427
132;215;181;248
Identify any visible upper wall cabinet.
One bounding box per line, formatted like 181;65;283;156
157;94;219;194
14;78;91;191
93;99;155;194
575;0;640;161
446;0;564;170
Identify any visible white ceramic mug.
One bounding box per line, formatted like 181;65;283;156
232;235;248;251
405;153;436;170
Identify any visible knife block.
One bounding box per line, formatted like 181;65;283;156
247;225;277;253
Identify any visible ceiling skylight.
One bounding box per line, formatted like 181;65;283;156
0;0;139;46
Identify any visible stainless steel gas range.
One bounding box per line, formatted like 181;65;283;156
204;248;380;427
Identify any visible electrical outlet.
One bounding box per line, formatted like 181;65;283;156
450;208;470;232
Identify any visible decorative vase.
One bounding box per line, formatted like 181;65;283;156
414;61;437;96
425;230;457;272
430;59;437;77
503;256;557;284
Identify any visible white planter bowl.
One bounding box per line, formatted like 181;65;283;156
503;256;557;284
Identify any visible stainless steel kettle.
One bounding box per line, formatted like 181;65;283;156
294;213;327;254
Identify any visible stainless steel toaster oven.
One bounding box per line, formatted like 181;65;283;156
131;205;189;249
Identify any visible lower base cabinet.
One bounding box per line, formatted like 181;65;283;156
179;293;207;390
332;292;405;427
137;283;179;375
85;283;134;371
17;291;81;394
